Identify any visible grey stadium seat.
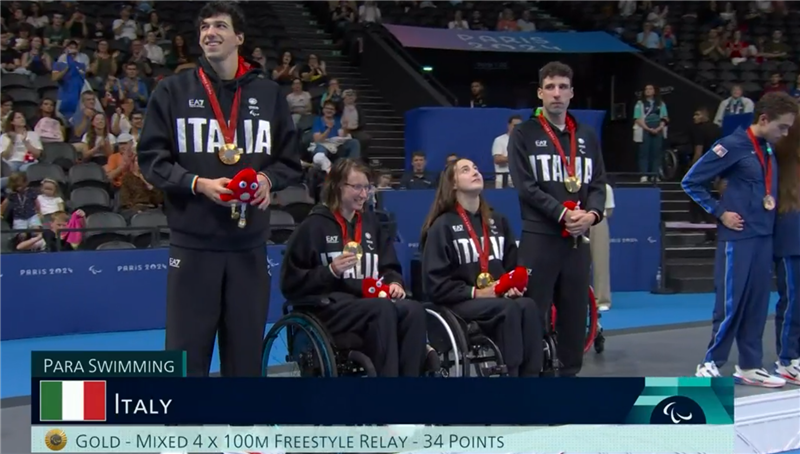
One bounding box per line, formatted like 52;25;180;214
69;163;108;189
270;209;296;244
69;187;111;215
82;212;128;250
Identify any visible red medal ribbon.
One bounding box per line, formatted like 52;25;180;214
746;127;773;196
197;67;243;145
455;204;491;275
537;112;578;178
333;210;362;244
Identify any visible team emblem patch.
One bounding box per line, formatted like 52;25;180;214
713;144;728;158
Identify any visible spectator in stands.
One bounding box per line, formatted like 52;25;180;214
719;2;736;23
301;54;328;86
496;8;519;32
104;132;136;189
448;10;469;30
272;51;297;85
714;85;755;126
331;0;356;39
517;10;536;32
78;112;115;165
699;29;726;61
110;98;136;136
1;110;42;175
470;81;487;108
0;172;41;229
14;211;81;252
36;179;65;225
1;94;11;123
287;78;312;125
21;36;52;77
143;32;165;66
91;20;111;42
790;75;800;101
660;24;677;57
43;13;68;48
446;153;458;166
65;10;88;41
251;47;267;70
52;40;88;118
127;40;153;77
636;22;661;50
127;111;144;143
26;3;49;31
634;84;669;182
469;10;487;30
358;1;382;24
113;6;139;43
725;30;750;65
165;34;195;74
143;11;169;41
400;151;438;190
12;23;33;53
70;91;98;139
34;98;66;143
375;169;393;189
492;115;521;189
311;100;361;172
764;73;789;97
101;75;123;117
341;89;370;155
762;30;790;60
120;62;149;110
119;153;163;221
320;78;342;110
88;40;119;83
1;32;25;74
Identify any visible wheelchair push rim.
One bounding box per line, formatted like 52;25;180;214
261;314;338;377
549;286;600;354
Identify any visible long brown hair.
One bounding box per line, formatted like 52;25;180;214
321;158;371;213
420;158;492;247
776;111;800;214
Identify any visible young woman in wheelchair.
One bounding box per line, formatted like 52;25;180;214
420;158;544;377
280;158;430;377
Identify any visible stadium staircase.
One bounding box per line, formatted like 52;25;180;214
270;3;407;172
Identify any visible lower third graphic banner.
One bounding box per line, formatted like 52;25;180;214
384;25;638;53
31;377;733;425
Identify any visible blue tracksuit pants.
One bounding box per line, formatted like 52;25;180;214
775;257;800;365
704;236;772;369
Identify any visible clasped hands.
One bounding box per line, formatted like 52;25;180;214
564;209;595;236
196;174;271;210
475;283;525;299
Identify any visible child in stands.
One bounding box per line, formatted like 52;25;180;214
36;178;65;225
15;211;83;252
0;172;42;229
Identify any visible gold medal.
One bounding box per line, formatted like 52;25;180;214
219;143;242;165
238;217;246;228
230;205;239;219
564;175;581;193
763;195;776;211
476;272;495;289
343;241;363;260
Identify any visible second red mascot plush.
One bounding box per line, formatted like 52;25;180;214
220;168;260;228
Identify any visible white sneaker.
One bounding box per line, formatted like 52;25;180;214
776;359;800;385
639;176;648;183
597;302;611;312
696;362;721;377
733;366;786;388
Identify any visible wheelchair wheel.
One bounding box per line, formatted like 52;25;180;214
660;148;679;181
549;287;600;354
425;307;469;377
470;335;508;377
261;313;337;377
542;335;559;377
340;350;377;377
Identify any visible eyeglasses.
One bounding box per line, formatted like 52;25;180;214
345;183;370;193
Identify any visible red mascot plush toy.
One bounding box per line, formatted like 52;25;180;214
494;266;528;296
362;277;389;299
220;168;260;228
561;200;590;246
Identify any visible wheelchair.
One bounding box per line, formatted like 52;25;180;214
543;286;606;376
261;297;444;377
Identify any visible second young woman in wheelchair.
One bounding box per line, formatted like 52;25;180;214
280;159;430;377
420;158;544;377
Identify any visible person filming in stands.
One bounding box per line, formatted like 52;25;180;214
420;158;543;377
772;113;800;385
137;2;303;378
682;92;798;387
507;61;607;377
280;159;431;377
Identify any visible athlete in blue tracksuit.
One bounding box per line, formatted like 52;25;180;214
773;209;800;384
682;126;785;387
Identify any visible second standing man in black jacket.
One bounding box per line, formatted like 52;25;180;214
138;2;303;377
508;61;607;377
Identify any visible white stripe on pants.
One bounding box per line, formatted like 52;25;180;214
589;218;611;304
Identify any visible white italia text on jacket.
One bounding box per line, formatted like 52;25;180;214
175;118;273;155
528;155;594;184
452;235;506;265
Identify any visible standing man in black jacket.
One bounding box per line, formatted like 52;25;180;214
507;61;607;377
138;2;302;378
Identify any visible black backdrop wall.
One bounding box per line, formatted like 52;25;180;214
391;48;723;172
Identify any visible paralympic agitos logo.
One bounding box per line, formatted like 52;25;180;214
650;396;706;424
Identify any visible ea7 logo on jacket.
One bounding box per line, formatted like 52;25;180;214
175;118;272;155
